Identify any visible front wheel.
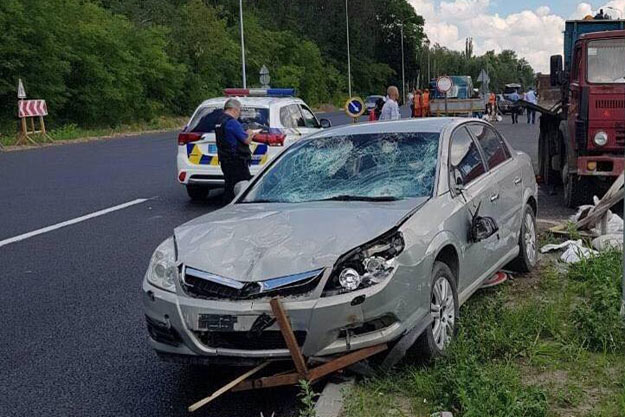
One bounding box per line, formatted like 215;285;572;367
417;261;459;359
507;205;537;273
563;171;593;208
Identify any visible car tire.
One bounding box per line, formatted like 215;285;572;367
507;204;537;273
416;261;459;360
186;184;209;201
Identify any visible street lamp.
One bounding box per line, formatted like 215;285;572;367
345;0;352;98
239;0;247;88
400;23;406;105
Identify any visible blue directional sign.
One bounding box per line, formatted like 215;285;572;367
344;97;365;118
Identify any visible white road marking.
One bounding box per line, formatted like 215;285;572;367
0;198;149;248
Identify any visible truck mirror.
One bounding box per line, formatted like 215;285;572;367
550;55;563;86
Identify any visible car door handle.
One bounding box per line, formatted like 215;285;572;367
513;177;522;185
490;193;500;202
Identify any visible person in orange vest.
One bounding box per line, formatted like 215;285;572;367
488;92;496;117
413;89;423;118
422;89;430;117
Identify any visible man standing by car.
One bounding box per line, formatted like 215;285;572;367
524;87;538;124
379;86;401;121
216;98;256;202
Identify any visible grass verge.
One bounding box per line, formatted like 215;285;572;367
0;116;186;147
343;250;625;417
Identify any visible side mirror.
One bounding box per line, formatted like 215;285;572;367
233;180;250;197
550;55;563;86
471;216;499;242
319;118;332;128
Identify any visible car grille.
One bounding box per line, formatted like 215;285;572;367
193;330;307;350
181;266;323;300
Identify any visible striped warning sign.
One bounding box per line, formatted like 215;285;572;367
18;100;48;118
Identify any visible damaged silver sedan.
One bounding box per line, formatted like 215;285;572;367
143;118;538;364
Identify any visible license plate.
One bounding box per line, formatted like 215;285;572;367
198;314;237;331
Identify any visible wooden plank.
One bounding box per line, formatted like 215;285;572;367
306;344;387;382
188;361;271;412
231;372;301;392
270;298;308;377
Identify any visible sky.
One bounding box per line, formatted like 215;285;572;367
408;0;625;73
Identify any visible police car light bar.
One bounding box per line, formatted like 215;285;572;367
223;88;296;97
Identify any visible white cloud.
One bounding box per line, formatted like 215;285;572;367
408;0;625;73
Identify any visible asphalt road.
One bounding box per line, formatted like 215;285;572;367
0;110;568;417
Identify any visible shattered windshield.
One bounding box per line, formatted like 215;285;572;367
242;132;440;203
587;39;625;83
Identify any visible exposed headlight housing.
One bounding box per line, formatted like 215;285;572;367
593;131;608;147
323;230;405;296
147;237;177;292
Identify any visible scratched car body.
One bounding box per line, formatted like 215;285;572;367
143;118;538;365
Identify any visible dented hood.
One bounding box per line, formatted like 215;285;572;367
174;199;426;282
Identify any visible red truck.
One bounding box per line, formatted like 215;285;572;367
528;18;625;207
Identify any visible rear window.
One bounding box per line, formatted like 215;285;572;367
188;106;270;132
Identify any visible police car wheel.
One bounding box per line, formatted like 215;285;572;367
186;185;209;201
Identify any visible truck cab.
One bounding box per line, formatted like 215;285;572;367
545;19;625;207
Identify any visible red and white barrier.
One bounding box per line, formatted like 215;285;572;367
18;100;48;118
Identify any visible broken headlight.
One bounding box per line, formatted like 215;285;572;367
323;230;405;296
147;237;177;293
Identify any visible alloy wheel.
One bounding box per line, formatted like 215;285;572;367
524;212;537;266
430;277;455;350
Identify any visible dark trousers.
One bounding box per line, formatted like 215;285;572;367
221;159;251;203
527;109;536;124
511;109;518;124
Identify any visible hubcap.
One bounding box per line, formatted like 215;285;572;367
430;277;455;350
524;212;537;265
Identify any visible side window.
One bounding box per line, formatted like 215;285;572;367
467;124;511;170
280;106;294;128
572;46;581;81
289;104;306;127
449;127;486;187
300;105;320;128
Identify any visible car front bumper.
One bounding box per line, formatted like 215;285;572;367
142;264;430;364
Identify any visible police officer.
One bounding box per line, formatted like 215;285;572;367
216;98;256;202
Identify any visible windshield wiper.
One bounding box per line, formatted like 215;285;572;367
316;195;399;202
239;199;281;204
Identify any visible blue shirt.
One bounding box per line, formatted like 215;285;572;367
224;118;248;151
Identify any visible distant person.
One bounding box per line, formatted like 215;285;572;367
524;88;538;124
422;89;430;117
488;92;497;116
216;98;257;202
508;90;521;124
412;89;422;118
379;86;401;121
373;97;385;120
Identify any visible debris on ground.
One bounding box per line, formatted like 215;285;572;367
542;172;623;263
481;271;509;288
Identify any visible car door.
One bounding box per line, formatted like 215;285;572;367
279;104;305;146
467;123;523;257
448;126;502;293
297;104;322;136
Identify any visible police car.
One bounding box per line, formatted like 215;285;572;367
177;88;331;200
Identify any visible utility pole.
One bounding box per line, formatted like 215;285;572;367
345;0;352;98
239;0;247;88
400;23;406;105
427;49;431;86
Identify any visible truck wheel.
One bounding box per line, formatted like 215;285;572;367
563;173;593;208
186;184;209;201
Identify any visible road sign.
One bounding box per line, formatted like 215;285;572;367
344;97;365;118
260;65;270;88
477;69;490;84
18;100;47;118
17;78;26;99
436;76;453;94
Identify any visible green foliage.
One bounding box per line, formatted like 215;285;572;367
568;250;625;353
297;379;318;417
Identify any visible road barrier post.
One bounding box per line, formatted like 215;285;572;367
16;99;53;146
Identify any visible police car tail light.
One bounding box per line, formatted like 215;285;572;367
178;132;202;145
252;132;285;146
223;88;295;97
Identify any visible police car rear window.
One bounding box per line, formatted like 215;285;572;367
189;106;270;132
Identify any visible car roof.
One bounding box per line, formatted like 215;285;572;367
197;96;305;108
309;118;469;138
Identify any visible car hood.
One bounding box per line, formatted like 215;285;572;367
174;199;426;282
